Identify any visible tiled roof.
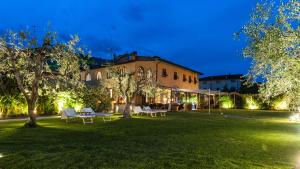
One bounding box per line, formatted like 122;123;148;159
88;55;203;75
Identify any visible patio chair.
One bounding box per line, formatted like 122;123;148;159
134;106;157;117
144;106;167;117
289;113;300;122
62;108;95;124
81;108;112;122
130;106;140;116
61;108;79;123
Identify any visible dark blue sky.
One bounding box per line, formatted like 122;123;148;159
0;0;257;76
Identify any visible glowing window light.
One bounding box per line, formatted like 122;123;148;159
163;97;168;104
96;72;102;80
86;73;91;81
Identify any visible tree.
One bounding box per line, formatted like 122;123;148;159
79;85;112;112
239;82;259;94
0;29;87;127
104;65;157;118
238;0;300;112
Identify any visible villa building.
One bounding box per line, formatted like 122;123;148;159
81;52;203;110
199;74;243;92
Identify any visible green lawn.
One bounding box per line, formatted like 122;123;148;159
0;110;299;169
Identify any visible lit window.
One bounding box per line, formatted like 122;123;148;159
120;68;125;76
137;66;144;77
96;72;102;80
147;69;152;78
86;73;91;81
107;72;112;79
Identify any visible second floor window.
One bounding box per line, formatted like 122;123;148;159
147;69;152;78
174;72;178;80
86;73;91;81
137;66;144;77
162;68;168;77
188;76;192;83
194;77;198;84
96;72;102;80
183;74;187;82
106;72;111;79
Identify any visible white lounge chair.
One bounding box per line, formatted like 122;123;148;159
62;108;95;124
144;106;167;117
134;106;157;117
81;108;112;122
289;113;300;122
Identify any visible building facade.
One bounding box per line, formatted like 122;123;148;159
199;74;243;92
81;53;202;110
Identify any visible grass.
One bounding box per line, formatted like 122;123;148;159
0;109;299;169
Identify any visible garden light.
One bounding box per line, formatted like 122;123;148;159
74;104;82;112
273;100;288;110
245;97;259;110
219;96;234;109
57;100;65;112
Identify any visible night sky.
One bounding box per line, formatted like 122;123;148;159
0;0;258;76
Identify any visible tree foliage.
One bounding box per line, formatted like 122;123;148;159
79;85;112;113
238;0;300;111
0;29;87;126
104;65;157;118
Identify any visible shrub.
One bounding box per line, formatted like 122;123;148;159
79;86;111;112
219;95;234;109
243;95;260;110
0;95;27;117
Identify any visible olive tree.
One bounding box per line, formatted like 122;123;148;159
104;65;157;118
0;29;87;127
238;0;300;112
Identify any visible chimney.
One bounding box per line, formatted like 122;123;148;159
130;51;138;60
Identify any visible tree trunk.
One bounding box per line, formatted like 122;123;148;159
26;100;37;127
123;103;132;118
